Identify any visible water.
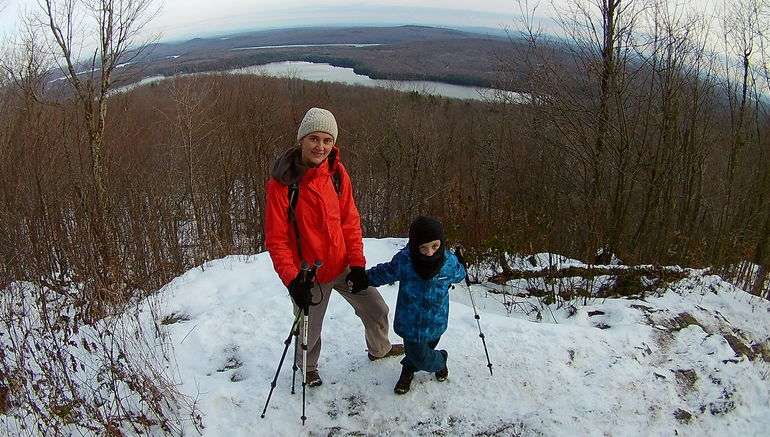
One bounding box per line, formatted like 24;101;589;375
233;44;380;50
230;61;525;102
112;60;526;103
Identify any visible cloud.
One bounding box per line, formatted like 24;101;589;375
147;2;521;40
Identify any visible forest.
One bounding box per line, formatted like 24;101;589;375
2;2;769;303
0;0;769;434
130;24;513;88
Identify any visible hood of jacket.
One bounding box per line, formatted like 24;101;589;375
271;146;340;186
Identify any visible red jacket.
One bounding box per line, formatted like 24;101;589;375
265;147;366;285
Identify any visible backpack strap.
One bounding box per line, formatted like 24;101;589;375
287;183;303;260
331;169;342;197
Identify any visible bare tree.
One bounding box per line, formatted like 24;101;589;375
0;1;201;434
722;0;770;297
714;0;763;259
754;2;770;298
2;1;159;287
519;0;646;259
44;0;156;232
712;0;770;276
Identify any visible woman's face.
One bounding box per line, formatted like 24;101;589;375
299;131;334;167
418;240;442;256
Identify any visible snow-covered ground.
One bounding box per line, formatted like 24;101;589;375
150;238;770;436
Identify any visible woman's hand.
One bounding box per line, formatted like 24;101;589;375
288;273;313;309
345;266;369;293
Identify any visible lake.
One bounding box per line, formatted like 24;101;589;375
113;61;526;103
230;61;525;103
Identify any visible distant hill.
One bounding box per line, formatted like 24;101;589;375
122;25;531;91
147;25;498;57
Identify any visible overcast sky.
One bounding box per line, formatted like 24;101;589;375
0;0;716;42
0;0;529;40
153;0;530;40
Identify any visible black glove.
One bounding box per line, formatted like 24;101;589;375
345;266;369;293
288;273;313;309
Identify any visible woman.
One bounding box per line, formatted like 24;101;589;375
264;107;403;387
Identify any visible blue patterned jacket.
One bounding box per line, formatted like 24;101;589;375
367;246;466;343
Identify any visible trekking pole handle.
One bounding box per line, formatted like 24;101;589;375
311;260;322;277
298;260;324;309
300;260;323;283
455;245;472;287
455;245;466;265
300;261;310;282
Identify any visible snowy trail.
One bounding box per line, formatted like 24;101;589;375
149;238;770;437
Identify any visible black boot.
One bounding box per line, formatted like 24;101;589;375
394;367;414;394
435;350;448;382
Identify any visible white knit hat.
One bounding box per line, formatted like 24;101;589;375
296;107;338;143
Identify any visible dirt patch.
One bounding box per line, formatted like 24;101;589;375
673;368;698;393
751;340;770;362
673;408;693;424
722;334;754;360
660;312;702;331
0;385;8;414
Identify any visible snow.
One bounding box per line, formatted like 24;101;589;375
146;238;770;437
3;237;768;436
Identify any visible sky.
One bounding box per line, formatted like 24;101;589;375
151;0;526;39
5;237;769;436
0;0;718;43
0;0;531;41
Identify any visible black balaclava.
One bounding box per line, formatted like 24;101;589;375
408;216;446;280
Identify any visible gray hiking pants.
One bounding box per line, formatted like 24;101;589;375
294;267;393;372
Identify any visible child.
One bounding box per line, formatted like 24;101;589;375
366;216;466;394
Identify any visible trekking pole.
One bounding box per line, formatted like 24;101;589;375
261;261;317;419
291;331;299;394
260;310;302;418
300;260;322;426
291;262;312;395
455;245;493;376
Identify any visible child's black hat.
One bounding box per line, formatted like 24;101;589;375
409;216;445;247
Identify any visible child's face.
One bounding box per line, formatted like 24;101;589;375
418;240;441;256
